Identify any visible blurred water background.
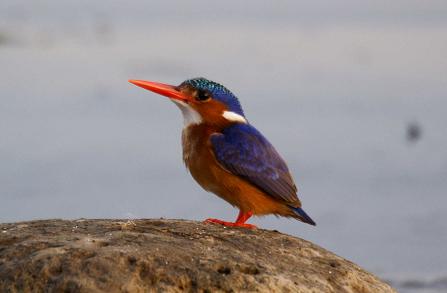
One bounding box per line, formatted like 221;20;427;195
1;1;446;291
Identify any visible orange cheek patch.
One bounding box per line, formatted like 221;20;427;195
191;100;230;129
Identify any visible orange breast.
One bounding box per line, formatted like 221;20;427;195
182;124;295;217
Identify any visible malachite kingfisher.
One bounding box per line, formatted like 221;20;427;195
129;78;316;229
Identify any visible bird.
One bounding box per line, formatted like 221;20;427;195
129;77;315;228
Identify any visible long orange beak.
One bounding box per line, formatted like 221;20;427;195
128;79;187;102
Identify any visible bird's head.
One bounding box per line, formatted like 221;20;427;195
129;77;247;129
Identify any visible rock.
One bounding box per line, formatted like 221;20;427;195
0;219;395;292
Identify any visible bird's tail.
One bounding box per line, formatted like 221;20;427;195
289;206;316;226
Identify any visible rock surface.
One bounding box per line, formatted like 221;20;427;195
0;219;395;292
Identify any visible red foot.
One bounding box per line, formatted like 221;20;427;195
204;211;256;229
204;218;257;229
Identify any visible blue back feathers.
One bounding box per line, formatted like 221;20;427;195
182;78;245;116
210;123;299;204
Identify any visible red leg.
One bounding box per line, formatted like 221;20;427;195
205;210;256;229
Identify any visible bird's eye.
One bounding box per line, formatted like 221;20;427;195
196;90;211;102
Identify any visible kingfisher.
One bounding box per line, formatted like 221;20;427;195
129;78;316;228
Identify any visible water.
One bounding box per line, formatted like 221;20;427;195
1;1;447;291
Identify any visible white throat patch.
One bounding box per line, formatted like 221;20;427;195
222;111;247;123
171;100;202;127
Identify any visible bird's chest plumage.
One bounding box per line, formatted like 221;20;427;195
181;125;253;210
182;125;220;192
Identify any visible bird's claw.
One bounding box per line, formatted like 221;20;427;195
204;218;257;229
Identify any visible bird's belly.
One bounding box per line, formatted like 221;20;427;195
182;126;291;216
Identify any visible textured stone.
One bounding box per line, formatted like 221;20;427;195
0;219;395;293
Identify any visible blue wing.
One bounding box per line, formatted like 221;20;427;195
210;123;299;204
